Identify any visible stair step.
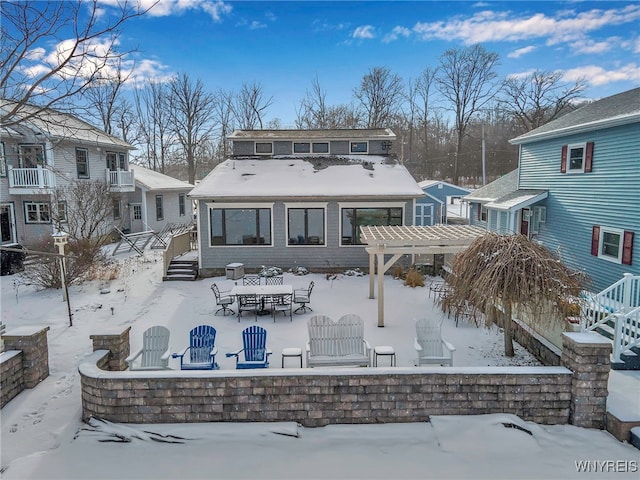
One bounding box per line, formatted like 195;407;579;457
163;274;197;281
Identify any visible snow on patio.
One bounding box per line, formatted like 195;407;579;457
1;248;638;479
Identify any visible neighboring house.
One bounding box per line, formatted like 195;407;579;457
0;101;135;249
465;88;639;292
415;180;470;226
189;128;424;275
128;165;194;234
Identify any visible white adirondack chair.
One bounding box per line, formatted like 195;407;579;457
414;317;455;366
126;325;172;370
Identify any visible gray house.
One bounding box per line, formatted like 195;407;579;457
189;129;424;275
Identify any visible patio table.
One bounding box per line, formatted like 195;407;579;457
231;284;293;315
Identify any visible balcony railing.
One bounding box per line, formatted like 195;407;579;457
8;166;56;190
106;169;135;191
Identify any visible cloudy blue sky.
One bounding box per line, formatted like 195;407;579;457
33;1;640;123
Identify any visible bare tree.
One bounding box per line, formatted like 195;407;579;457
0;0;152;127
233;81;273;130
213;88;236;159
436;45;501;185
83;59;132;135
168;73;217;184
442;233;585;356
354;67;405;128
296;75;330;129
501;70;586;134
410;67;438;178
134;80;173;172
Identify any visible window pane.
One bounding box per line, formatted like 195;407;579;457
342;209;354;245
350;142;367;153
293;143;310;153
569;147;584;170
288;209;305;244
258;208;271;244
210;209;224;244
602;232;621;258
155;195;163;221
307;209;324;244
179;194;185;216
312;142;329;153
0;143;6;177
133;205;142;220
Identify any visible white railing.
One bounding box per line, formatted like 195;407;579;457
163;231;193;277
582;273;640;331
106;169;135;188
613;307;640;362
8;166;56;189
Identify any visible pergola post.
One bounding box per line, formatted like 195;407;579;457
369;250;375;299
377;251;385;327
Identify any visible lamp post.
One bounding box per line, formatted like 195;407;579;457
52;230;69;302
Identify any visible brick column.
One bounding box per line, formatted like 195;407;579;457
90;327;131;371
2;326;50;388
562;332;611;429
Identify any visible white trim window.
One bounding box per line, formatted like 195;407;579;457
0;142;6;177
155;195;164;221
179;193;186;216
1;203;17;244
287;207;325;246
293;142;310;154
530;206;546;234
597;227;624;264
350;141;368;153
19;144;45;168
76;148;89;178
209;205;272;246
561;142;594;174
24;201;51;223
340;204;403;246
312;142;329;154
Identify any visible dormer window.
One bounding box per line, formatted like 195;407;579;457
350;142;368;153
293;142;310;154
255;142;273;155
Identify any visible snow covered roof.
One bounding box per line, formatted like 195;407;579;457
360;224;486;247
464;169;519;203
189;156;424;199
484;190;548;212
0;100;133;149
228;128;396;141
418;179;471;194
133;165;194;191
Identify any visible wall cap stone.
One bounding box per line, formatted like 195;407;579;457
2;326;50;339
0;350;22;363
562;332;612;347
90;327;131;339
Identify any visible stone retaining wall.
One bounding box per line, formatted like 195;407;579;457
79;330;610;428
0;326;50;408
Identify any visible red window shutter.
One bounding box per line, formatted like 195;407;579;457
561;145;568;173
622;231;634;265
591;226;600;256
585;142;594;172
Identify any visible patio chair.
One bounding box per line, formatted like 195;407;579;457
243;275;261;286
225;325;272;369
293;281;314;314
265;275;284;285
126;325;171;370
211;283;235;316
272;293;293;322
237;293;260;322
414;317;455;366
172;325;219;370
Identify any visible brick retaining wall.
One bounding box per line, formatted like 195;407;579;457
79;330;610;428
0;326;50;408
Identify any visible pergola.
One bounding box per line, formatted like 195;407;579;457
359;224;487;327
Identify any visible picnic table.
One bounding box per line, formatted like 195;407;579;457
230;284;293;315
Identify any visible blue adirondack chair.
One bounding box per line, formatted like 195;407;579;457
225;325;272;369
172;325;219;370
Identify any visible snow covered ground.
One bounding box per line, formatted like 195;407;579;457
1;248;638;479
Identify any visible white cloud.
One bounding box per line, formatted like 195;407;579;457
352;25;375;40
117;0;232;22
570;38;616;55
507;46;535;58
506;69;536;80
562;63;640;86
411;5;640;46
249;20;266;30
383;26;411;43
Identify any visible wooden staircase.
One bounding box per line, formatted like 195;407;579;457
163;259;198;281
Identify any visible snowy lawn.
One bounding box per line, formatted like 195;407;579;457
1;249;638;479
